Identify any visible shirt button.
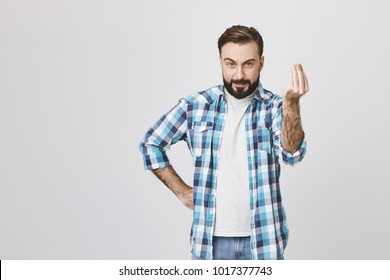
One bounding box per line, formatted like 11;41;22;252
214;151;219;156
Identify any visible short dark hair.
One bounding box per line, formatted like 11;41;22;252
218;25;264;57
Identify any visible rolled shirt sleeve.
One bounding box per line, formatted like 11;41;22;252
280;136;307;166
139;99;188;170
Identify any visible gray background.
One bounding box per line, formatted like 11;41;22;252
1;0;389;259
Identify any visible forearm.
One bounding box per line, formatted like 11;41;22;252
281;99;305;154
151;165;193;209
152;166;190;195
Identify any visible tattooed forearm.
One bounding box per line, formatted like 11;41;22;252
281;63;308;154
282;99;305;154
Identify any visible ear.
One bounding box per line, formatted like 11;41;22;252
259;56;265;71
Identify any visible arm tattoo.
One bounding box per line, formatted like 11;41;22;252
281;100;305;154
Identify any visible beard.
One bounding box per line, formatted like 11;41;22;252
223;76;259;99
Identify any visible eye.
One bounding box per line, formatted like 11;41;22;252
226;61;236;68
245;62;253;68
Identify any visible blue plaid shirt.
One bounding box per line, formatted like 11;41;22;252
139;84;307;260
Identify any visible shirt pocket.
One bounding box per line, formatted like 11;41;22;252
190;121;214;157
257;126;272;154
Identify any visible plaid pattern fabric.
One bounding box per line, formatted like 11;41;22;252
139;84;307;260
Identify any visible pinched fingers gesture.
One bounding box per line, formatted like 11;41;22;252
283;64;309;101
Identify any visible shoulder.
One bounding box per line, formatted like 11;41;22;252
182;85;223;105
261;88;283;109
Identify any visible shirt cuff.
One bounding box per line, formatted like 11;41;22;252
141;146;171;170
281;137;307;166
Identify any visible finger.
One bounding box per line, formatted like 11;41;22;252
303;70;309;92
299;64;309;93
292;64;299;93
297;64;305;94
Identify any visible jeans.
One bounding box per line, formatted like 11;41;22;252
192;236;252;260
192;236;285;260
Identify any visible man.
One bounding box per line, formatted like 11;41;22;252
139;25;309;260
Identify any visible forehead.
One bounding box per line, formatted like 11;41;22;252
220;41;259;60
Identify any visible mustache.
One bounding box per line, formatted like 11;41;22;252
230;79;250;85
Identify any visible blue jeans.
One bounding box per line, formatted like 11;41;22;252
192;236;252;260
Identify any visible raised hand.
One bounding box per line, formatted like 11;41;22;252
283;64;309;101
281;64;308;154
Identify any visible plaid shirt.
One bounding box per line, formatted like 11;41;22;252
139;84;307;260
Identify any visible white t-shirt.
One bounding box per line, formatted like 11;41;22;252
213;90;255;237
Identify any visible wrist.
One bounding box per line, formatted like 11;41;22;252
174;184;192;197
284;94;300;104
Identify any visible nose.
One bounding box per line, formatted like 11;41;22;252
234;66;245;80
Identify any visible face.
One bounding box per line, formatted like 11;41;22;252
220;41;264;99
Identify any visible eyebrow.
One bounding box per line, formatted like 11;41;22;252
224;58;256;64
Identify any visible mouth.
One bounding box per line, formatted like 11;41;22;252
223;76;259;99
233;82;249;89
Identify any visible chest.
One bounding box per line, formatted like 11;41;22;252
186;100;275;157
